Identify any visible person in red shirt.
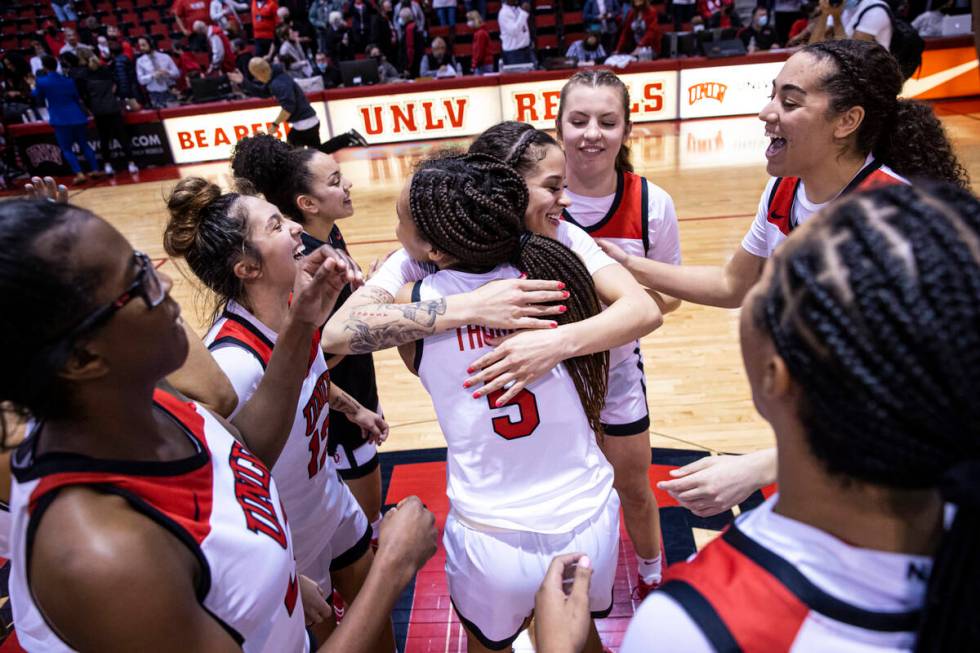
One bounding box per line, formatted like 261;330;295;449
467;10;493;74
106;25;135;60
252;0;279;56
615;0;663;55
173;0;211;34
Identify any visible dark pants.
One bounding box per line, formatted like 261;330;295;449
94;112;133;164
501;46;534;66
53;122;98;174
286;123;321;147
254;38;274;56
672;2;697;30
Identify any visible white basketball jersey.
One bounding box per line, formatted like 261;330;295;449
8;390;309;652
205;301;352;573
414;264;614;534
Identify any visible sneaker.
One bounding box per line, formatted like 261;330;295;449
72;172;87;185
103;163;115;175
346;129;369;147
631;574;661;602
127;161;139;174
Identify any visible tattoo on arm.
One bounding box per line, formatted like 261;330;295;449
329;385;362;416
344;297;448;354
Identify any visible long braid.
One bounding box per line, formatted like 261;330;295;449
753;182;980;650
410;153;609;435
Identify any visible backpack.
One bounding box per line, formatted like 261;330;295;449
855;1;924;80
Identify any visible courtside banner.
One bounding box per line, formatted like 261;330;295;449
163;103;330;164
679;61;783;120
901;45;980;100
678;116;768;169
498;69;678;128
326;85;501;144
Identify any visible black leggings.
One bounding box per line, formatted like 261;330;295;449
93;112;133;164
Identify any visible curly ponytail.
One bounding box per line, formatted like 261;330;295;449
409;153;609;434
230;133;319;222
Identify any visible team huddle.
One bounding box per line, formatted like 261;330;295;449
1;37;978;653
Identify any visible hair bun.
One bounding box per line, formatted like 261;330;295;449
163;177;222;258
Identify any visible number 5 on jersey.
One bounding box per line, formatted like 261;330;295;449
486;388;540;440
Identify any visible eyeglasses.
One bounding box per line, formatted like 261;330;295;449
52;251;166;349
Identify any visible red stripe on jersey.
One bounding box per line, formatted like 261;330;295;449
214;318;274;367
858;168;905;190
569;171;646;240
664;529;809;651
27;390;215;546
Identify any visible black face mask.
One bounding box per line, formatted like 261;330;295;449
583;39;598;51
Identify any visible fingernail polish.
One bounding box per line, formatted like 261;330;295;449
558;305;567;313
463;381;470;388
562;291;570;299
495;400;503;408
550;322;558;329
466;367;474;373
557;282;566;290
472;392;480;399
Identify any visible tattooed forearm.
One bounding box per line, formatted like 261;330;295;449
344;319;437;354
350;298;447;328
328;384;362;416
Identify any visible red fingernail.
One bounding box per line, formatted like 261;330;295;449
495;400;503;407
550;322;558;329
519;272;527;279
558;305;567;313
562;291;570;299
466;367;474;373
472;391;480;399
463;381;470;388
557;282;566;290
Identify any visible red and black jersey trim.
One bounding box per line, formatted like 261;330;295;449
660;580;741;652
562;170;627;234
562;171;651;256
209;311;276;370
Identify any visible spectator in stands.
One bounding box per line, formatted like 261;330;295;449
252;0;280;57
773;0;804;44
325;11;354;62
739;6;779;51
50;0;77;26
135;36;180;107
231;58;321;145
566;26;607;62
41;23;66;57
365;43;402;82
109;41;139;109
211;0;248;32
29;40;50;76
396;6;424;76
32;55;100;184
231;38;252;74
95;36;112;62
396;0;427;35
60;28;94;61
786;0;818;45
168;38;201;97
309;0;343;54
106;26;135;60
174;0;212;51
371;0;398;60
1;53;34;124
615;0;662;56
911;0;950;36
77;16;101;48
432;0;458;27
82;56;138;175
194;20;237;74
419;36;461;76
584;0;623;51
810;0;892;49
279;27;314;77
467;10;494;74
499;0;534;65
314;51;343;86
344;0;374;53
671;0;697;31
697;0;733;27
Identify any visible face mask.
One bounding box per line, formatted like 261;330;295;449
317;62;327;71
757;15;768;26
693;23;704;31
398;16;406;25
584;39;598;50
467;20;476;28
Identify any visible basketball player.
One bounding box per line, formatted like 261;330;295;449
323;125;661;412
0;199;439;651
394;153;618;653
600;40;968;518
553;71;682;597
541;182;980;652
163;178;392;648
231;134;387;544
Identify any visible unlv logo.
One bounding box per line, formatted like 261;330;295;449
229;442;288;548
302;370;331;478
688;82;728;105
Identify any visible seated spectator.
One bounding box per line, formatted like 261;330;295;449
314;51;343;86
739;7;779;51
365;43;402;82
499;0;534;65
584;0;623;52
60;28;95;61
50;0;77;26
419;37;462;76
252;0;280;57
211;0;248;32
346;0;376;52
109;41;139;109
467;11;494;74
279;26;314;77
615;0;663;56
135;36;180;108
194;21;237;74
397;6;424;76
231;38;253;74
325;11;354;62
911;0;950;36
106;26;135;60
171;38;203;96
82;56;138;175
566;26;607;62
697;0;735;27
432;0;457;27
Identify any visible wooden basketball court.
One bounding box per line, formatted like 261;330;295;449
3;100;978;651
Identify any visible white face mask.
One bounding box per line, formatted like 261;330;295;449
757;14;768;26
693;23;704;31
467;20;476;28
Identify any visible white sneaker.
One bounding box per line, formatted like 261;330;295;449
128;162;139;174
103;163;115;175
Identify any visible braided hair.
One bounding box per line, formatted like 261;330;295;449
803;40;969;188
556;69;634;173
752;182;980;650
231;133;319;222
469;121;559;177
409;153;608;435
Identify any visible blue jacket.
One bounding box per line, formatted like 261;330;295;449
32;71;88;126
